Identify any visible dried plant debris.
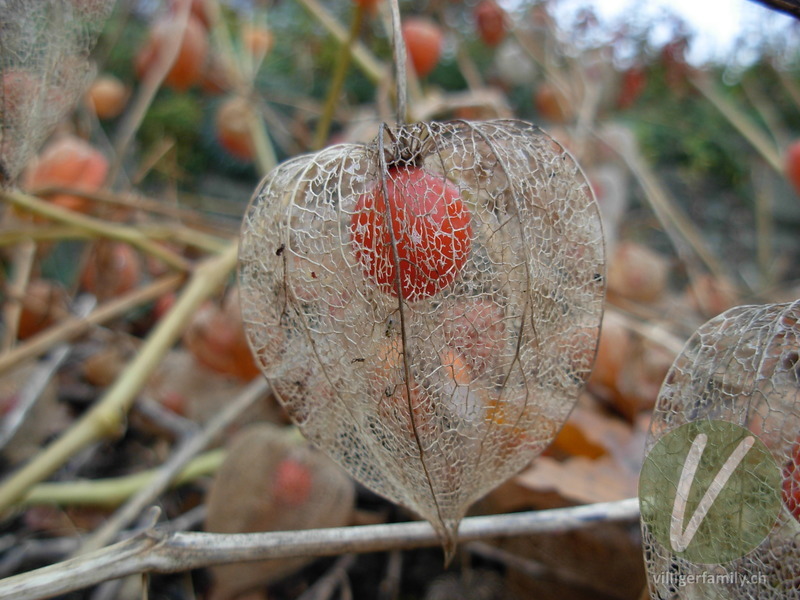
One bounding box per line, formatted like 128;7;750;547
205;424;355;600
0;0;114;183
640;300;800;599
239;119;605;557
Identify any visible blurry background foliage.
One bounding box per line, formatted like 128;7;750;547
93;0;800;269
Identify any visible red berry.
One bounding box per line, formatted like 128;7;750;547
350;166;472;302
785;140;800;197
273;457;313;507
474;0;506;47
402;18;443;78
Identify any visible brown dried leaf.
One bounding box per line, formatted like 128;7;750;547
515;455;638;505
550;395;633;459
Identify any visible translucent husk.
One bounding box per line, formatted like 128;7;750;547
0;0;114;183
239;119;605;559
642;300;800;599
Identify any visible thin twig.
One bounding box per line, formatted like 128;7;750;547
0;538;78;580
0;295;96;451
0;498;640;600
297;554;357;600
0;240;36;351
0;272;185;376
609;134;732;284
0;225;92;246
0;243;239;515
313;3;365;150
378;549;402;600
465;541;547;579
690;75;783;173
465;541;603;593
748;0;800;20
250;99;279;175
18;187;235;246
135;395;199;440
605;306;686;356
78;378;268;554
1;191;190;271
110;0;192;184
295;0;385;85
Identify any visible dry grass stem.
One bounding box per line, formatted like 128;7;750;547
0;242;238;514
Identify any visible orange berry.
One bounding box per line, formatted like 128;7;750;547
215;96;257;161
402;18;443;78
135;14;208;91
86;74;128;119
24;135;108;215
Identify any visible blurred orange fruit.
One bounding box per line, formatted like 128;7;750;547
24;135;108;214
86;74;128;119
135;14;208;91
402;18;443;78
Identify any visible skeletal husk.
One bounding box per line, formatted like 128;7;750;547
239;119;605;557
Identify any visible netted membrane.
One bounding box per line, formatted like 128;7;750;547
641;300;800;599
239;119;605;555
0;0;114;183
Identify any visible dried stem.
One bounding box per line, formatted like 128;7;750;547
608;134;731;284
606;306;686;356
388;0;407;124
0;240;36;351
297;554;357;600
748;0;800;20
0;272;184;375
0;498;640;600
691;75;783;173
295;0;385;85
1;190;190;271
19;450;225;509
0;223;228;254
78;378;269;553
313;3;365;150
27;185;235;238
0;242;238;515
250;100;279;175
110;0;192;184
0;295;96;452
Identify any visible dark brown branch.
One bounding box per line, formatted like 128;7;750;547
747;0;800;20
